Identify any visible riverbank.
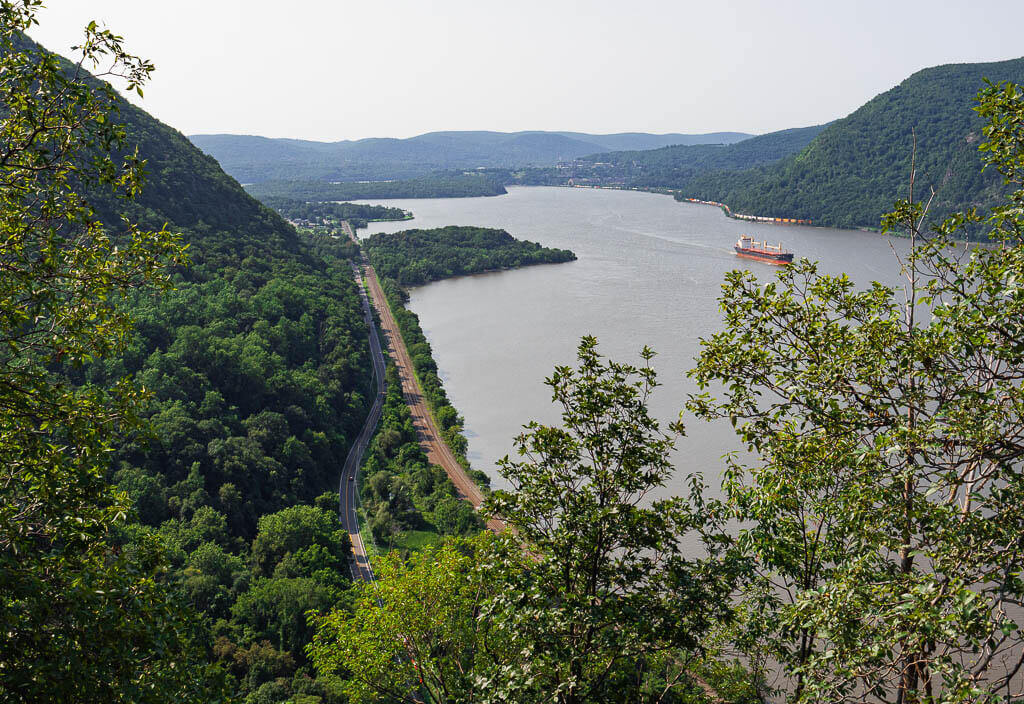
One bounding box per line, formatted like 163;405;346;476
561;182;817;226
342;220;503;541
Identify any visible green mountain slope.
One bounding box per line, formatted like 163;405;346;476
687;57;1024;229
189;130;752;183
29;37;376;701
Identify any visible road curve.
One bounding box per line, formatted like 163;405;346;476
338;262;386;582
343;221;503;533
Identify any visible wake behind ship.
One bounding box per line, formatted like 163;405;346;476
734;235;793;264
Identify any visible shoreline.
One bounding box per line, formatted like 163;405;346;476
341;220;502;535
557;182;821;228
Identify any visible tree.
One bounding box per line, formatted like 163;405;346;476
688;81;1024;703
232;576;339;659
310;340;735;704
0;3;217;701
309;534;525;704
250;504;350;576
432;495;482;535
482;337;736;704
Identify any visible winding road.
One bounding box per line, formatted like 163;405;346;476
338;261;386;582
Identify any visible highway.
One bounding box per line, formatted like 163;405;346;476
342;221;503;534
338;261;386;582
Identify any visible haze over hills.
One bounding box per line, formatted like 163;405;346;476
188;130;752;184
563;124;828;190
192;57;1024;235
684;57;1024;229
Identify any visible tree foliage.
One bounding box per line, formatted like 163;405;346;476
689;80;1024;702
309;534;524;704
0;4;221;701
481;337;736;703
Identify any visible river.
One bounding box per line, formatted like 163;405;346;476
360;186;913;498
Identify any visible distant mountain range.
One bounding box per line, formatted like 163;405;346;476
188;130;753;183
194;57;1024;234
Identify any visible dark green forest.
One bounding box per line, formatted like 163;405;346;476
67;51;376;704
362;225;576;286
245;172;508;201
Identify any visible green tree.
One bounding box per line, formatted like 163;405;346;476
309;534;525;704
432;495;482;535
232;576;339;658
312;340;735;703
250;504;350;576
689;81;1024;703
0;2;218;701
482;337;736;704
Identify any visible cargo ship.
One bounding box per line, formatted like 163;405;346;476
734;235;793;265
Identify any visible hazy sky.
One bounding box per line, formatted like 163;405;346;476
28;1;1024;142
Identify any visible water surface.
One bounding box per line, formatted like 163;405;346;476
361;186;912;497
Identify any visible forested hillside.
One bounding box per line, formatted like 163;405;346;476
686;57;1024;229
67;45;376;703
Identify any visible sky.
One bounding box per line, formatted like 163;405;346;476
28;0;1024;142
